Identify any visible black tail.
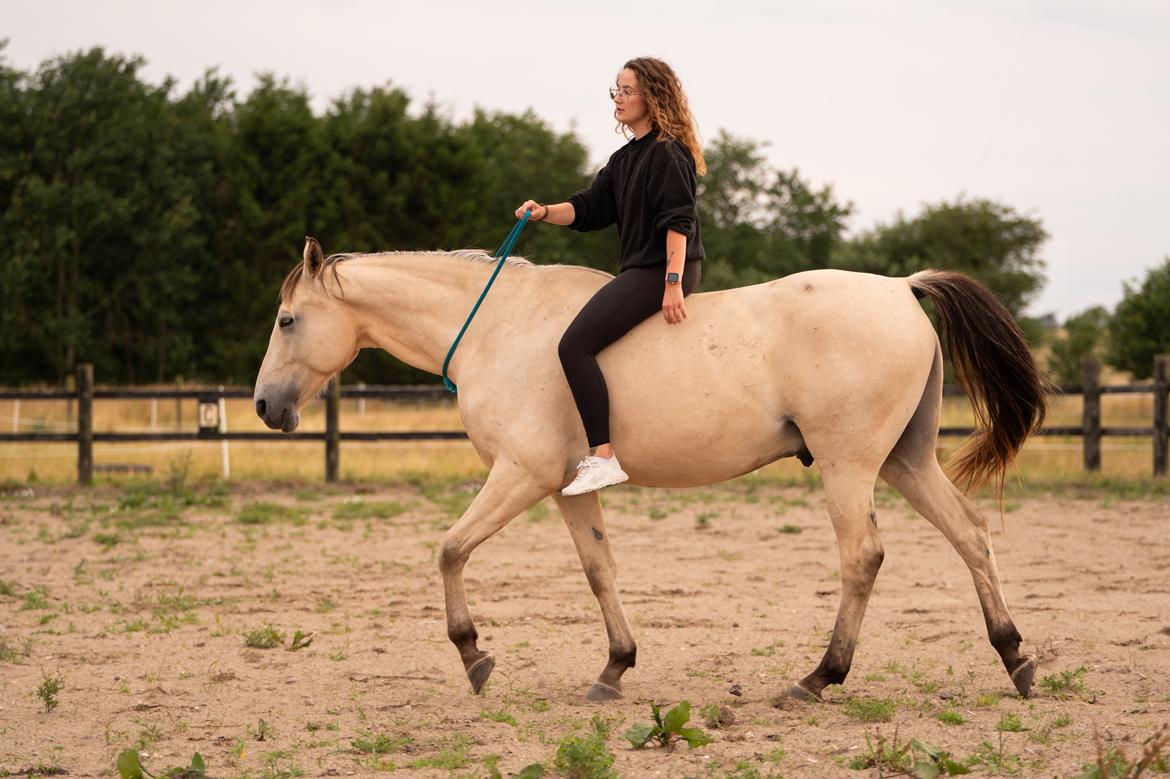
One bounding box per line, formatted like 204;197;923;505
909;270;1050;491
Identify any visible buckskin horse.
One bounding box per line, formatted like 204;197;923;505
253;238;1046;702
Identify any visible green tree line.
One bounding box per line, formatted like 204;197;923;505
8;44;1158;388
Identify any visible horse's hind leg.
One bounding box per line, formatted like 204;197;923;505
879;346;1037;697
552;492;637;701
439;464;548;694
790;465;885;701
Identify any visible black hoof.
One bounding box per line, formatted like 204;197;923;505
585;682;623;701
467;654;495;695
787;682;821;702
1011;655;1037;698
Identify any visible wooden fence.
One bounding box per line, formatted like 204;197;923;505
1;356;1167;484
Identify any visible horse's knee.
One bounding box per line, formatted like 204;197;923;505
438;537;465;576
843;534;884;590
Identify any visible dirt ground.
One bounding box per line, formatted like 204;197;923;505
1;477;1168;778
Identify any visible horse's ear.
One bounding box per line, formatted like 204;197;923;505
303;236;324;277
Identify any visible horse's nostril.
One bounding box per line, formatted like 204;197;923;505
256;399;267;418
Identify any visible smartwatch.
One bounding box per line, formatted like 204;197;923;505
665;271;681;285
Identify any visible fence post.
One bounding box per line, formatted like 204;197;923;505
1154;354;1168;477
1082;359;1101;472
325;376;340;482
77;363;94;486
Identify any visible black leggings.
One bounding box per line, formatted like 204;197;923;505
558;261;701;448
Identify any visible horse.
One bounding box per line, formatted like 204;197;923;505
253;237;1047;703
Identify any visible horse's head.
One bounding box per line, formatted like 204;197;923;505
253;237;360;432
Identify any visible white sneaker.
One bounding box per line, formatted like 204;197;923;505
561;455;629;496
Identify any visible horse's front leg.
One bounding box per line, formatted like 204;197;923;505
438;465;548;694
552;492;637;701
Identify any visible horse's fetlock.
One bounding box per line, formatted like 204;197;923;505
448;624;478;649
608;643;637;670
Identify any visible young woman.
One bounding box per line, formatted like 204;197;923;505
515;57;706;496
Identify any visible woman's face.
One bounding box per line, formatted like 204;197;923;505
612;68;649;127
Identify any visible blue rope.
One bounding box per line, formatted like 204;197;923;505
441;210;531;393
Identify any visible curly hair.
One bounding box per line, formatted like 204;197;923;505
618;57;707;175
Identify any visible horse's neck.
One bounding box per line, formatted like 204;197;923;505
340;253;506;376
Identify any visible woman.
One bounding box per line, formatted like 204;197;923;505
516;57;706;496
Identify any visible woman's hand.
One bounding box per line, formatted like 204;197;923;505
663;284;687;324
515;200;548;221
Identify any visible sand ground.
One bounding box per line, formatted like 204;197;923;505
1;478;1168;777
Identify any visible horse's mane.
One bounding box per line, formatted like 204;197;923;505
278;249;576;303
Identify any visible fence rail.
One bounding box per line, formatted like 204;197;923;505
1;357;1167;484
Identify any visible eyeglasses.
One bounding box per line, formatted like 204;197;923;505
609;86;641;101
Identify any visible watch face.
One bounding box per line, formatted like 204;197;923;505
666;272;680;283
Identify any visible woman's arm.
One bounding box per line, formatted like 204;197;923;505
662;228;687;324
514;200;575;226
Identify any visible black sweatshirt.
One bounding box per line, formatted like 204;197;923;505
568;129;704;272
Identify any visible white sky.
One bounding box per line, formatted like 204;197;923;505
6;0;1169;319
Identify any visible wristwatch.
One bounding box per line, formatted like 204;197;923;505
665;272;681;285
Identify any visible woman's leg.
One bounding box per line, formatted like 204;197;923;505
558;262;700;449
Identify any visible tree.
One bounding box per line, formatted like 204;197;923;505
1107;257;1170;380
697;131;852;291
1047;306;1109;384
836;198;1047;318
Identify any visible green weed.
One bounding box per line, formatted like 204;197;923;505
36;672;64;712
997;712;1025;732
1074;723;1167;779
1038;666;1088;695
624;701;713;750
21;586;50;610
351;733;412;755
407;733;471;770
847;728;970;775
842;696;897;723
778;523;803;534
938;709;965;726
244;625;284;649
481;708;518;726
116;749;206;779
288;630;313;652
556;715;617;778
237;502;307;525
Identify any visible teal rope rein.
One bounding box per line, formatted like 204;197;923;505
441;210;532;393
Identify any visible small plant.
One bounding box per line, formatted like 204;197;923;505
36;672;64;712
1039;665;1088;695
351;733;412;755
117;749;206;779
332;499;406;520
481;708;518;726
847;727;970;775
842;696;897;723
288;630;314;652
701;703;735;729
778;523;803;534
237;502;306;525
244;625;284;649
996;712;1025;732
938;709;965;726
695;511;717;529
623;700;713;751
750;640;783;657
556;715;617;778
21;586;50;610
1074;724;1168;779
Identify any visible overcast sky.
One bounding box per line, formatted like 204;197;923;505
6;0;1169;319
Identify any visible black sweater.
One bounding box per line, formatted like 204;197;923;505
568;130;704;271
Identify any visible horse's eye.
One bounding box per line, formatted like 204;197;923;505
279;315;294;329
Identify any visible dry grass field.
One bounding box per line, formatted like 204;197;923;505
0;388;1165;485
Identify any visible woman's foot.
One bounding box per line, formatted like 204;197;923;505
562;455;629;496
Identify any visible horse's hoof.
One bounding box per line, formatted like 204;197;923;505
1011;655;1037;698
467;654;495;695
787;683;821;702
586;682;623;702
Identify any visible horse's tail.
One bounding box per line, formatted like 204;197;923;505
908;270;1050;492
